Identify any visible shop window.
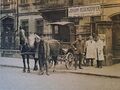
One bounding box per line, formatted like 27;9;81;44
52;25;70;42
19;0;29;8
91;16;101;33
54;25;58;34
35;19;43;35
60;26;70;42
2;0;10;9
20;19;29;37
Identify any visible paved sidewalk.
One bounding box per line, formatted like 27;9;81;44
0;57;120;78
66;64;120;78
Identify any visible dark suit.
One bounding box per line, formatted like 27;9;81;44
38;40;48;75
72;39;85;69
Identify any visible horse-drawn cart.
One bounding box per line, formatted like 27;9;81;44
49;21;76;69
19;21;77;73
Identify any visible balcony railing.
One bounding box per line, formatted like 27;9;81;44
34;0;84;9
33;0;68;9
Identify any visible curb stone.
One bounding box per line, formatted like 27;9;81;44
0;64;120;79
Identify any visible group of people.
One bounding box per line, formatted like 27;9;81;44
72;34;105;69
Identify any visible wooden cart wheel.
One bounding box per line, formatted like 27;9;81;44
48;59;53;69
65;52;74;70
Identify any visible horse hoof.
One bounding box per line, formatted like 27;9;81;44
53;70;56;72
23;69;26;73
33;66;38;71
27;70;30;73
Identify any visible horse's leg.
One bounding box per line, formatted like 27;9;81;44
27;54;30;73
33;54;38;71
33;43;39;71
44;58;49;75
22;54;26;72
38;55;44;75
33;58;38;71
53;56;57;72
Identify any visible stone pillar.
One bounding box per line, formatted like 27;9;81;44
105;28;113;65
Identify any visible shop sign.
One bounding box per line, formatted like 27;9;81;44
68;7;80;17
68;5;101;17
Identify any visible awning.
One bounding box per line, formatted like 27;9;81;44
39;8;65;13
48;21;73;25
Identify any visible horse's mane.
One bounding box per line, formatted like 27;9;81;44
28;34;35;47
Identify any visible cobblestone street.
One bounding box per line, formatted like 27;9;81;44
0;66;120;90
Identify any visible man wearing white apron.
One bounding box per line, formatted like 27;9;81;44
85;36;97;66
96;36;105;68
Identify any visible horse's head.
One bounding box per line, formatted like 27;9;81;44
28;33;41;48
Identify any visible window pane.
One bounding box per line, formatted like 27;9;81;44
35;19;43;35
20;19;29;36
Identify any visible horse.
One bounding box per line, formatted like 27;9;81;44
35;38;61;74
20;33;40;73
43;39;61;72
20;32;61;73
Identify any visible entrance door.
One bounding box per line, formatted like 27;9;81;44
111;14;120;57
1;17;15;49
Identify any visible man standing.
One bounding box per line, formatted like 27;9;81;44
38;35;49;75
85;36;97;66
96;35;105;68
72;35;85;69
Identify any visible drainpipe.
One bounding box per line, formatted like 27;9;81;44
16;0;19;33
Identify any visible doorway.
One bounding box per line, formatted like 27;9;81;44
1;17;15;49
111;14;120;57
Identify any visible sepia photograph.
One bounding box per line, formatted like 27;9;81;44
0;0;120;90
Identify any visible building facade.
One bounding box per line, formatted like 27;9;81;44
0;0;44;50
39;0;120;65
67;0;120;65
